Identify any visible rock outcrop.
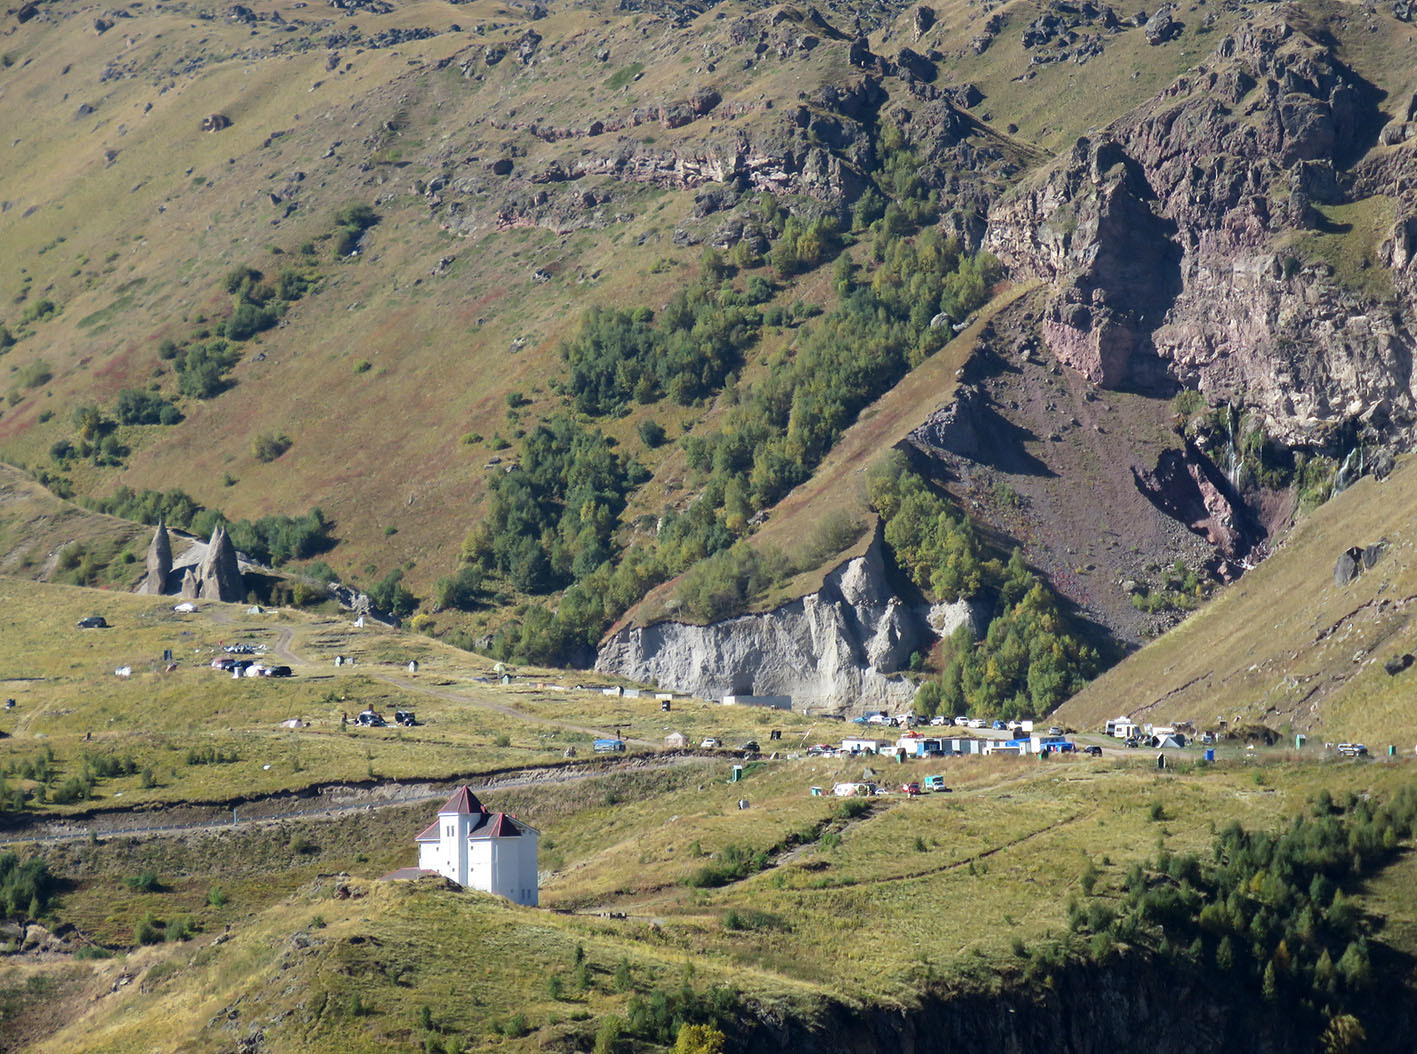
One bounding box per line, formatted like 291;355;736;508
1132;445;1259;567
137;521;172;595
596;529;928;713
986;16;1417;450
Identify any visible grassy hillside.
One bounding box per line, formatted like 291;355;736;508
0;579;1414;1048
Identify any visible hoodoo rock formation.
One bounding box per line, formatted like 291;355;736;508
197;526;245;602
137;521;172;596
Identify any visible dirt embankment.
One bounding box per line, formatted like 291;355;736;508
0;753;708;845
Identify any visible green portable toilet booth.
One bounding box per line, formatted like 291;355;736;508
1390;745;1397;758
731;765;743;782
1295;734;1307;749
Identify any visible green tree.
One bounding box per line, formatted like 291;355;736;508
673;1023;727;1054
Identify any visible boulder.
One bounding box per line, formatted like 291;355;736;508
16;3;38;23
198;526;245;602
894;46;935;83
516;29;541;63
180;567;200;599
689;87;721;116
1384;653;1414;676
1143;6;1181;44
1333;547;1363;586
201;113;231;132
137;520;173;595
912;5;935;41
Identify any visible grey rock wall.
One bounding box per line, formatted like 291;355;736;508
595;528;932;713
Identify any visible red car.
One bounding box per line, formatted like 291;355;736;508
901;782;921;797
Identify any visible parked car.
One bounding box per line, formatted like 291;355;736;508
740;740;760;754
954;715;970;726
393;709;416;726
901;781;921;797
969;718;986;729
264;665;293;678
76;615;108;629
1048;726;1064;736
1125;737;1141;748
1083;745;1103;757
992;720;1006;730
700;737;722;749
355;710;386;727
929;715;947;726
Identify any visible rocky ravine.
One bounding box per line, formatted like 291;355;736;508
596;526;976;712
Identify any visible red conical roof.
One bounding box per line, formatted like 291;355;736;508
438;786;486;815
485;813;521;837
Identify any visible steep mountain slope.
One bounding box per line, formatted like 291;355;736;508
4;0;1417;717
1056;452;1417;745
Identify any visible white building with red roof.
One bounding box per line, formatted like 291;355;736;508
414;786;540;906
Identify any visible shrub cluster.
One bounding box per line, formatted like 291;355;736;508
623;975;736;1047
83;487;334;567
685;843;769;888
0;854;55;919
332;203;379;257
466;415;647;594
114;387;182;426
561;290;758;416
868;457;1096;719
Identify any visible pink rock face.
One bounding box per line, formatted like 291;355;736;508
987;15;1417;441
1187;461;1244;558
1042;310;1137;388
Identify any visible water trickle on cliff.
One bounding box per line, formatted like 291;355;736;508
1221;403;1242;487
1333;445;1363;495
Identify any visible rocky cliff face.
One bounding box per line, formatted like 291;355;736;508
739;945;1414;1054
596;527;937;712
987;15;1417;450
